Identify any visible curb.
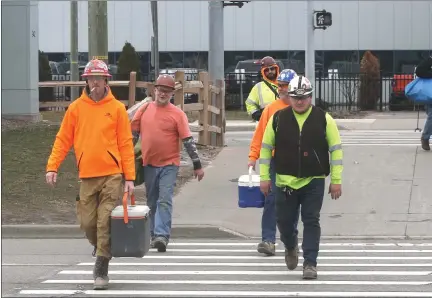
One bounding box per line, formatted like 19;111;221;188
1;224;248;240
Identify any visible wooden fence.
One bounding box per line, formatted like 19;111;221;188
38;71;225;147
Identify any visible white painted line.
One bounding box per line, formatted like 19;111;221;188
77;262;432;267
18;290;432;297
126;256;432;260
335;119;376;123
147;248;432;253
341;138;421;141
42;279;432;286
59;270;432;276
156;242;432;247
225;138;421;145
2;263;69;266
340;144;420;146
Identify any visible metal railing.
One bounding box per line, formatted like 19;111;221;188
223;71;422;112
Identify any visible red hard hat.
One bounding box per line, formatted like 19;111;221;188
261;56;277;68
155;74;176;90
81;59;111;78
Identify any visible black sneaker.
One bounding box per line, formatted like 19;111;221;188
421;138;430;151
153;236;168;252
284;246;299;270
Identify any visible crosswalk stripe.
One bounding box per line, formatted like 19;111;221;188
59;270;432;276
114;249;432;253
145;242;432;246
18;240;432;297
217;130;426;146
76;262;432;267
42;280;432;286
107;255;432;260
18;290;432;297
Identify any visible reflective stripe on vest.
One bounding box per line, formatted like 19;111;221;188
256;82;265;109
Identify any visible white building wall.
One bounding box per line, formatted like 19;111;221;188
38;1;432;53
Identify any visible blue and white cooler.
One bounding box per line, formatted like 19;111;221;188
238;166;265;208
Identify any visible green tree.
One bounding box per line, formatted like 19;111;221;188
111;41;142;103
358;51;381;110
39;50;53;102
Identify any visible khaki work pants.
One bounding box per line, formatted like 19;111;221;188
76;173;123;259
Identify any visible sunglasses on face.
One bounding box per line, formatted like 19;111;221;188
264;66;276;72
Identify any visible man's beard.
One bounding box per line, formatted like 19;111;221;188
266;73;276;80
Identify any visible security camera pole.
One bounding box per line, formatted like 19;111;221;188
306;1;332;105
88;0;108;65
208;1;249;145
70;0;79;101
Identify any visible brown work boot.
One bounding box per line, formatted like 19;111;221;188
303;263;318;280
93;256;110;290
257;241;276;256
421;138;430;151
284;245;299;270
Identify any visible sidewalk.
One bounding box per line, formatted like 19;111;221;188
172;142;431;239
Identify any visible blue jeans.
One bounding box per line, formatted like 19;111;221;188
143;165;179;240
275;178;325;267
422;104;432;140
261;159;299;243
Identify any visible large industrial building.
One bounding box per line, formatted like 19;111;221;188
41;0;431;74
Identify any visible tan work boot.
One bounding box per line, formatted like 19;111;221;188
284;246;299;270
93;256;110;290
303;264;318;279
257;241;276;256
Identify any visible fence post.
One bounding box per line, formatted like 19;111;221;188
174;71;185;109
198;72;209;146
174;71;185;151
128;71;137;108
215;79;225;147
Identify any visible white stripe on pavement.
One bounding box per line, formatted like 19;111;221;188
18;290;432;297
144;242;432;246
19;241;432;297
112;255;432;260
42;279;432;286
139;248;432;253
77;262;432;267
58;270;432;276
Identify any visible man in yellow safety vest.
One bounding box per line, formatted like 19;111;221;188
245;56;280;121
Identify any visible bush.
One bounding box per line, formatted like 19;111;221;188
111;41;143;104
358;51;381;110
39;50;53;102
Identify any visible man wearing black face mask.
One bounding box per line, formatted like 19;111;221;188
245;56;280;121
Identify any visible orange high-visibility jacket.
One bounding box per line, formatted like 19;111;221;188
46;88;135;181
248;99;289;161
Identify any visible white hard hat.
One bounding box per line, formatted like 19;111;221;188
288;75;313;97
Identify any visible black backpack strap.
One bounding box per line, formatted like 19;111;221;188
262;80;279;99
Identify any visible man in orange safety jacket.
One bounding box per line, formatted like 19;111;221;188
247;68;300;256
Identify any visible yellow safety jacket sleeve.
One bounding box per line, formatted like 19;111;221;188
324;113;343;184
259;115;276;181
245;84;260;115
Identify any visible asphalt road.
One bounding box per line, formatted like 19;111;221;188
2;238;432;297
196;130;426;148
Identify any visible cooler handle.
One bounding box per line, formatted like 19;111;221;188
248;166;254;188
122;191;136;224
